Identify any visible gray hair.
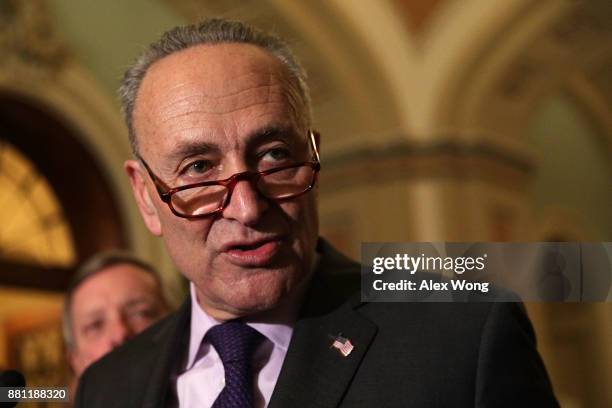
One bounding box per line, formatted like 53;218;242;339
62;250;168;350
119;18;312;154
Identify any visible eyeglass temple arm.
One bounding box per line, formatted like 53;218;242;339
135;154;170;197
309;130;320;163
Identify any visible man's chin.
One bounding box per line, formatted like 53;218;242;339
226;287;288;316
205;280;291;320
196;265;307;319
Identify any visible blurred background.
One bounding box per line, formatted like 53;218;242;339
0;0;610;406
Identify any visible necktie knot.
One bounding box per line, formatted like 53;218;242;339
204;321;264;408
205;321;264;364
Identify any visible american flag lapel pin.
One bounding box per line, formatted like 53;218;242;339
329;333;354;357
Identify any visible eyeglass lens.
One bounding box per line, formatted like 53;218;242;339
170;164;315;216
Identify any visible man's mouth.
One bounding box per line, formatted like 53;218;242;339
222;238;284;267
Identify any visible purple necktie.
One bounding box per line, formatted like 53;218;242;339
205;321;264;408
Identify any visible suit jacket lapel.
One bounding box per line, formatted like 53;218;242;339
269;304;376;407
269;240;377;407
140;297;191;408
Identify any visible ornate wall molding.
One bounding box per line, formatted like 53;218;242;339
0;0;68;79
319;136;535;194
446;0;612;144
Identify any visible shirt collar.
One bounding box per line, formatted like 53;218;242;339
185;282;220;370
185;283;296;370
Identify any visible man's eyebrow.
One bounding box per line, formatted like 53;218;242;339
78;309;104;322
245;126;299;148
123;298;154;309
164;126;299;164
166;142;219;163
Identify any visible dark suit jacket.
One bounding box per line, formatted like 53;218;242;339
75;240;558;407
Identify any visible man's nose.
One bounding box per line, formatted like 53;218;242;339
222;178;269;226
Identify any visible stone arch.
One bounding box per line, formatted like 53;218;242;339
0;90;125;289
431;0;611;148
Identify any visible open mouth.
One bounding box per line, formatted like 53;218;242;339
223;238;283;266
233;241;270;251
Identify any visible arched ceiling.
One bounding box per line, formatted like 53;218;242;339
48;0;184;96
10;0;612;158
438;0;612;149
393;0;448;35
43;0;410;155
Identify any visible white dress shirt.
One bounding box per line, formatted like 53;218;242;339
176;284;294;408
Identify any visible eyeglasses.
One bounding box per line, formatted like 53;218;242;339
136;130;321;219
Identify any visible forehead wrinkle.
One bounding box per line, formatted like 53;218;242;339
156;79;278;109
200;100;289;118
154;100;287;154
151;67;278;103
145;55;289;112
156;97;287;127
155;84;288;123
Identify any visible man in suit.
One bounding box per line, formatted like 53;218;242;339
75;18;558;407
63;251;170;392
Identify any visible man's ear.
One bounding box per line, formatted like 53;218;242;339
67;348;78;375
125;160;162;236
67;345;87;378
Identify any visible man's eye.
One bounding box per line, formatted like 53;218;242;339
262;148;291;163
128;308;155;321
83;320;104;334
183;160;211;175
